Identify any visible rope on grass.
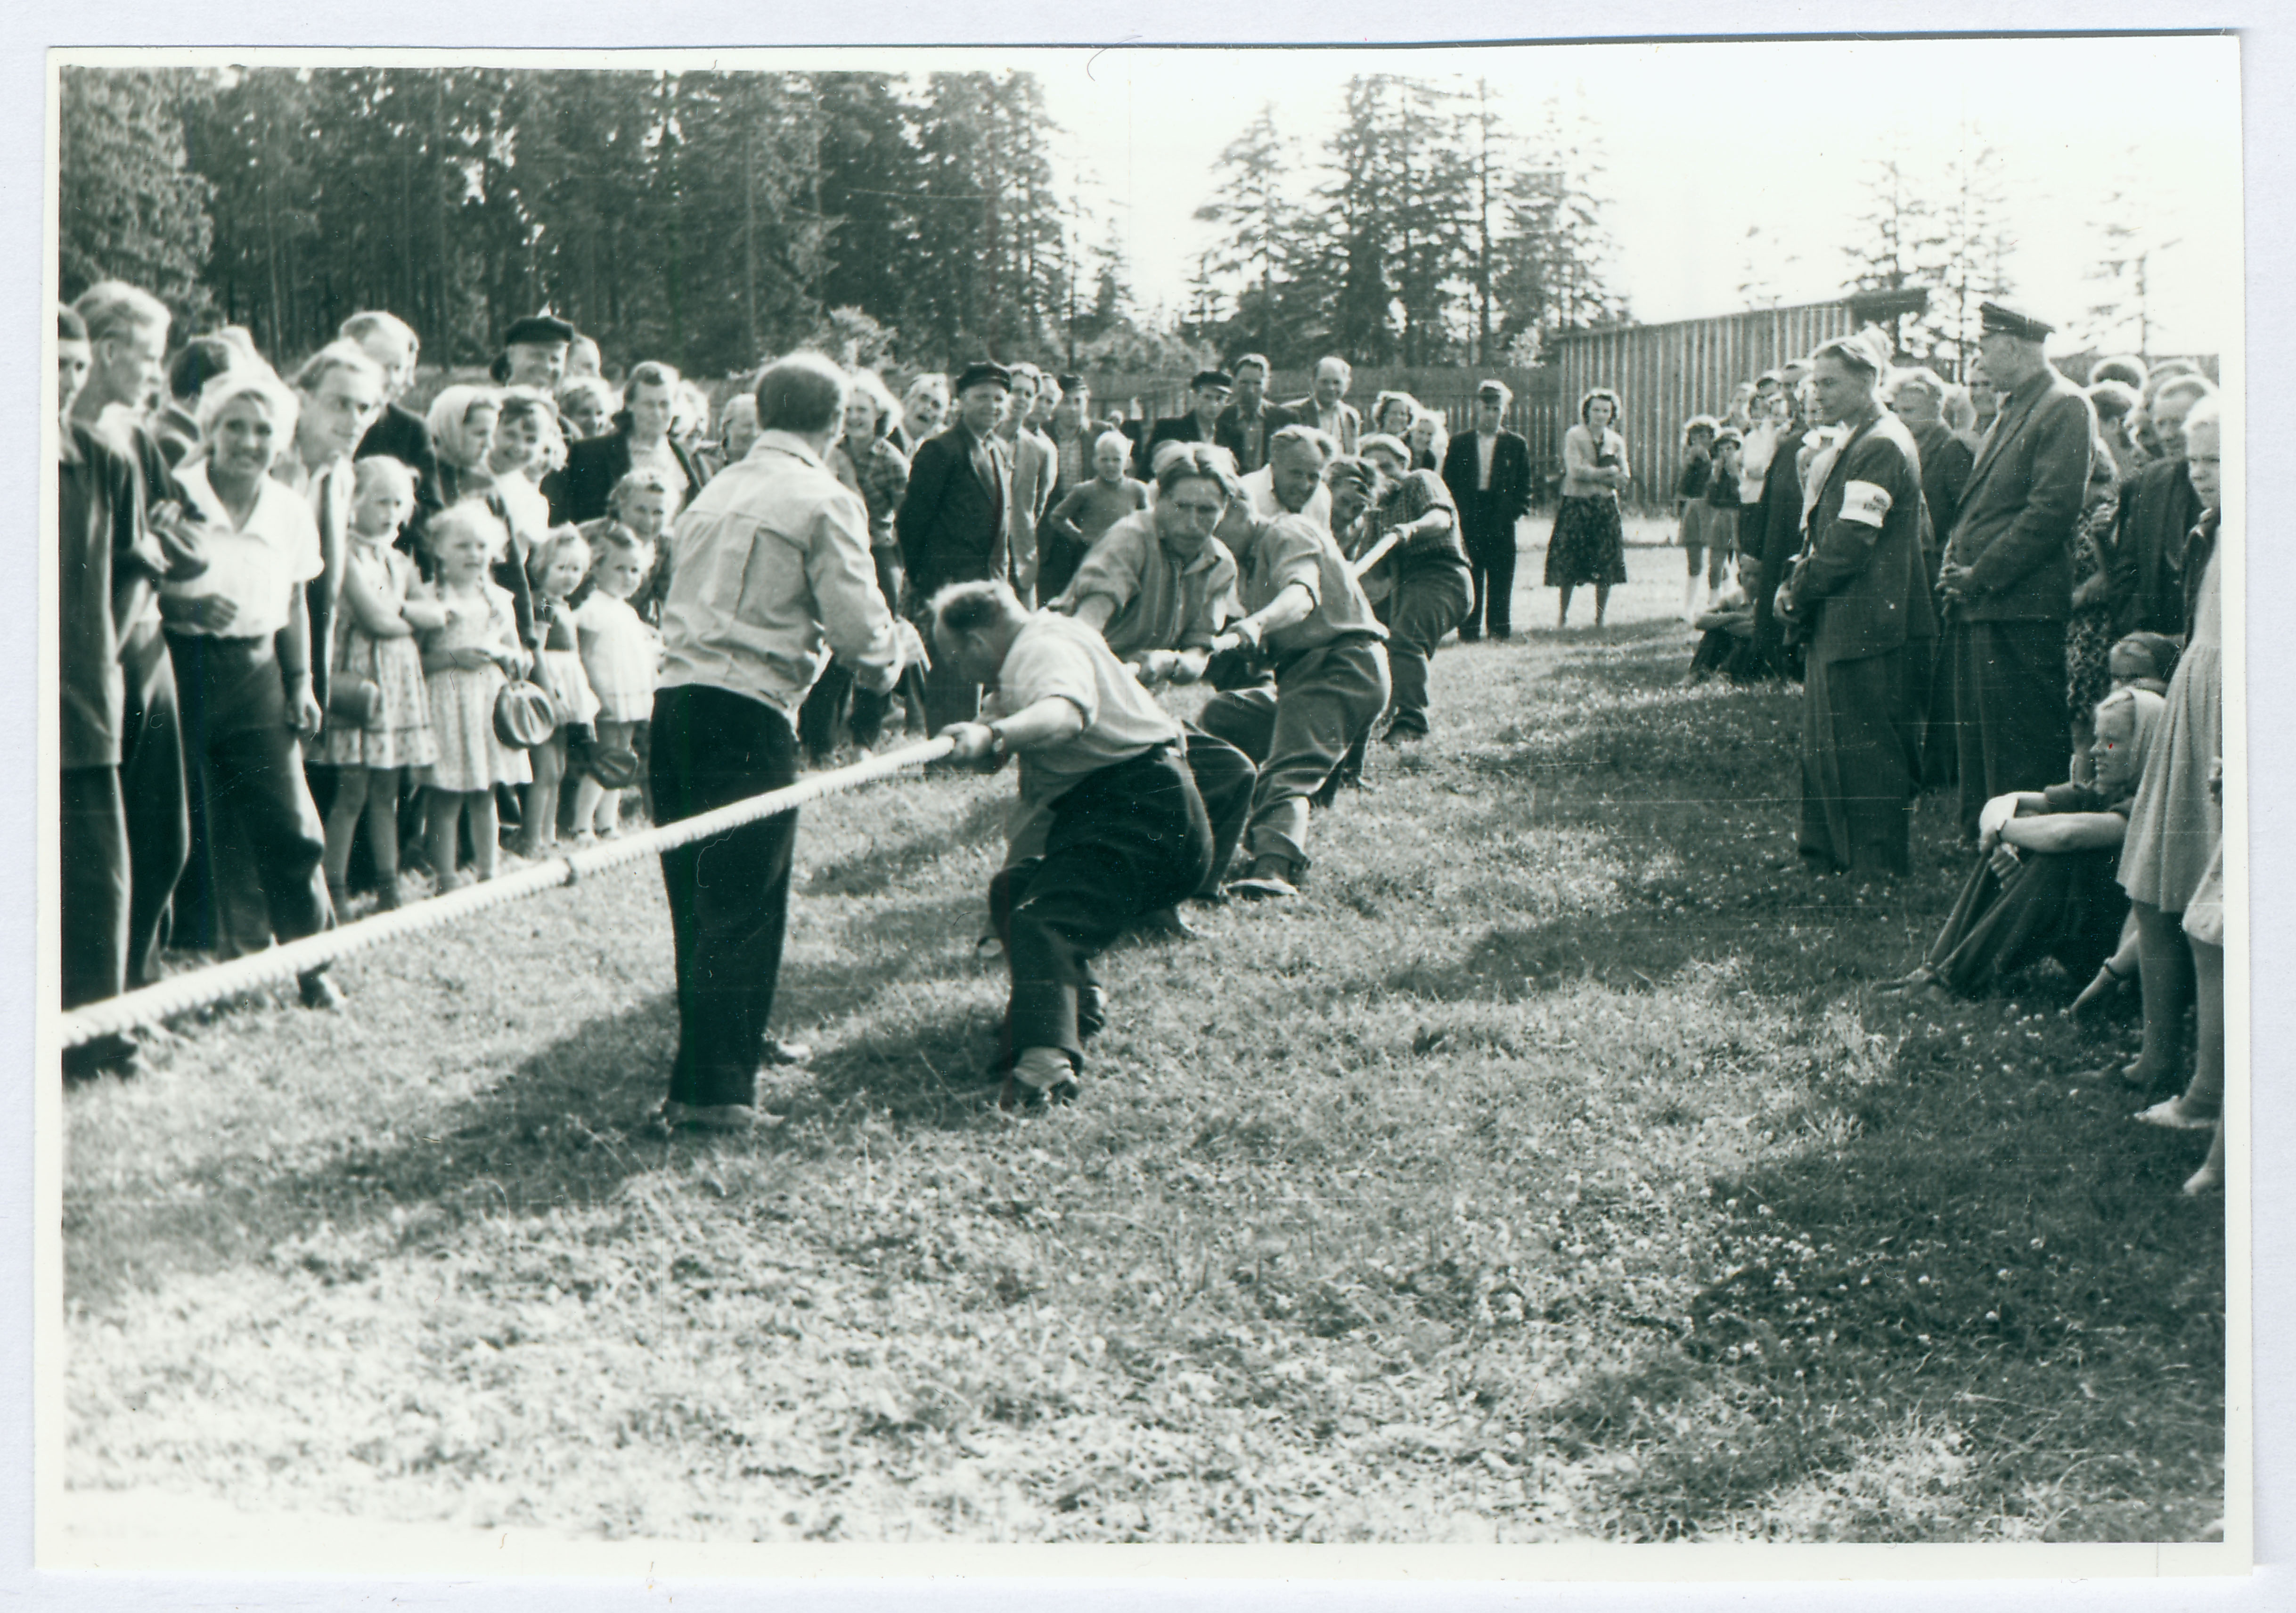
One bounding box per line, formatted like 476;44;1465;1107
57;735;957;1049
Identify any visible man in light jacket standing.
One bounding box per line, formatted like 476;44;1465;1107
649;354;909;1134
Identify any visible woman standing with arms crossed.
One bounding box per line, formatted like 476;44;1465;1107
1544;389;1632;628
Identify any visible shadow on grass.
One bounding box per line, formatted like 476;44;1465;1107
1502;978;2225;1542
803;792;1007;899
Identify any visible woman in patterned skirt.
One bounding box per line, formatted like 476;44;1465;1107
1544;388;1631;627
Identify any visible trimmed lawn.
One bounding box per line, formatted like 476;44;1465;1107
63;540;2225;1544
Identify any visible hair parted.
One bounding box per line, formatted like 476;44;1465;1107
1154;442;1242;500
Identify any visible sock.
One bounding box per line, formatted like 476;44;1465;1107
1014;1046;1073;1091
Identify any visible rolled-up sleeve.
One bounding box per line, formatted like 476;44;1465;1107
1253;517;1324;610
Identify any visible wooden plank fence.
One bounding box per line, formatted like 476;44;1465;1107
1549;300;1858;513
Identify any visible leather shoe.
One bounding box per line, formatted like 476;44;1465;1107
762;1038;812;1067
298;969;345;1010
1227;857;1300;901
1136;905;1198;941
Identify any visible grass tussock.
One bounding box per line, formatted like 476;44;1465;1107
64;554;2223;1545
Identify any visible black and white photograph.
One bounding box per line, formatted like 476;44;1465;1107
31;25;2261;1584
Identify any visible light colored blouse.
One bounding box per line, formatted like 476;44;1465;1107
1561;423;1629;499
164;462;324;640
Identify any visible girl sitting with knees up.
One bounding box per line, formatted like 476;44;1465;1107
514;525;600;858
1889;685;2166;1000
316;457;446;914
417;503;531;889
572;523;659;840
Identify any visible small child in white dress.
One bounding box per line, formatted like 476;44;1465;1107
571;524;659;839
418;504;531;887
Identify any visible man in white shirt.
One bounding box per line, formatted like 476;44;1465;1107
1239;424;1336;529
650;354;909;1134
935;581;1213;1108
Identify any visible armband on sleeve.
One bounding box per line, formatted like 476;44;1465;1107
1838;480;1893;527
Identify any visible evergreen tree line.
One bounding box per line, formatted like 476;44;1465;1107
1186;75;1630;371
59;65;1113;375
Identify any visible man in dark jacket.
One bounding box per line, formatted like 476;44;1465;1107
2105;373;2214;638
542;359;706;527
1935;301;2096;835
1441;379;1536;640
1214;354;1282;475
343;311;446;530
897;361;1014;731
1139;370;1232;477
490;311;575;391
1886;366;1973;585
1778;333;1940;875
1747;391;1810;680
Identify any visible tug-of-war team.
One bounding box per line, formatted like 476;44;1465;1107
57;285;2229;1192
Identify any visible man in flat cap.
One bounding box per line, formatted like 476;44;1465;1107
494;312;577;391
898;360;1016;731
1933;300;2097;835
1138;369;1234;478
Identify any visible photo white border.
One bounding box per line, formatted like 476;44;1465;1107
12;5;2288;1607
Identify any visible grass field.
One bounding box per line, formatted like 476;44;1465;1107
62;532;2226;1546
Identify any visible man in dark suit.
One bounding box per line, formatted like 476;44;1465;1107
1778;332;1940;875
1215;354;1281;475
1885;366;1973;585
1935;301;2096;835
2104;373;2214;638
897;361;1015;731
1441;379;1536;640
1139;370;1232;478
1747;386;1811;681
1273;355;1361;456
343;310;446;531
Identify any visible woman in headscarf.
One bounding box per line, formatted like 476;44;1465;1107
1886;685;2165;998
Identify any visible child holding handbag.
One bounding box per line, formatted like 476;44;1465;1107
317;458;445;913
514;526;600;858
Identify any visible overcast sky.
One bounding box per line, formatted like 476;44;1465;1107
1027;35;2241;356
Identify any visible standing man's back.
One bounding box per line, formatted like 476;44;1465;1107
650;354;907;1134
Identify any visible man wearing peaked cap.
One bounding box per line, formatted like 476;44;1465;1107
899;360;1016;731
1932;298;2098;835
497;312;578;390
1978;300;2054;343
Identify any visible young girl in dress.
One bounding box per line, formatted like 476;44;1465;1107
515;526;600;858
1676;416;1717;621
318;459;446;913
571;525;660;841
1700;427;1745;598
418;504;531;888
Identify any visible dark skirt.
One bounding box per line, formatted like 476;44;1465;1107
1543;494;1628;587
1924;845;2128;996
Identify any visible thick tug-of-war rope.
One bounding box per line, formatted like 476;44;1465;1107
56;735;957;1050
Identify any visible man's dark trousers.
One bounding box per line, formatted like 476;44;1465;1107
1946;617;2068;835
988;746;1212;1071
651;683;802;1110
119;620;189;985
61;767;130;1010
